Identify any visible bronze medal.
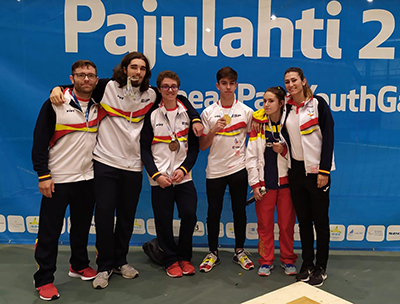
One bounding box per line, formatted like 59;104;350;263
169;140;179;151
223;114;231;125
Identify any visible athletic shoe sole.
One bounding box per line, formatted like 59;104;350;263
182;270;195;275
232;259;254;271
113;269;139;279
39;294;60;301
68;271;96;281
199;260;221;273
280;264;297;276
296;270;313;282
258;271;271;276
93;280;109;289
309;274;328;287
92;271;112;289
36;285;60;301
298;276;311;282
258;264;274;276
166;271;182;278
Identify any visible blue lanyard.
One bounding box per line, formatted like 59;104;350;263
71;91;91;122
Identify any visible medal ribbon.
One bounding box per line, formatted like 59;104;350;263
264;116;282;147
218;99;238;122
161;104;180;176
71;91;92;122
123;77;142;99
161;105;178;143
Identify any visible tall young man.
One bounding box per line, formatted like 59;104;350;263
141;70;199;278
32;60;99;301
198;67;254;272
50;52;203;289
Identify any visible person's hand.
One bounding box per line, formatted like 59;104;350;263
171;169;184;183
272;142;284;154
211;117;227;134
192;123;204;137
317;174;329;188
39;179;55;198
50;87;65;105
252;121;261;133
253;187;263;201
156;175;172;188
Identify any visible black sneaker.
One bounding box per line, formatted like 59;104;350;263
308;266;327;287
295;263;314;282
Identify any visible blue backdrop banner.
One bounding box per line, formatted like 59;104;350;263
1;0;399;250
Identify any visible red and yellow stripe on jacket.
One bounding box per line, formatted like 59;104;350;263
47;90;99;183
100;102;153;123
215;121;247;136
50;118;99;148
152;128;189;144
300;117;319;135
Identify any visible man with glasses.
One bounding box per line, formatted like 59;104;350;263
50;52;202;289
32;60;99;301
141;70;199;278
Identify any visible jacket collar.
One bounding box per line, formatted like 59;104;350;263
287;97;311;114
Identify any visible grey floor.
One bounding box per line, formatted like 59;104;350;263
0;245;399;304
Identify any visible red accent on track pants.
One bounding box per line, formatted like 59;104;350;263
255;187;298;265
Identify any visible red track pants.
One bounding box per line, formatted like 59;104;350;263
255;187;298;266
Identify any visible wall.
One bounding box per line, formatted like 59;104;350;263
1;0;399;250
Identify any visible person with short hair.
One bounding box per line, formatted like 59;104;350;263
198;67;254;273
49;52;202;289
246;86;298;277
32;60;99;301
141;70;199;278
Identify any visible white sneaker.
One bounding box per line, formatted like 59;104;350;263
113;264;139;279
232;249;254;271
92;270;113;289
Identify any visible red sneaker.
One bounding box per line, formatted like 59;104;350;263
179;261;195;275
36;283;60;301
68;265;97;280
166;262;183;278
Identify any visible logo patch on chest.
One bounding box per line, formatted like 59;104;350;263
307;106;315;117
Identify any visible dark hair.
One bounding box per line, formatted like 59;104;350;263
112;52;151;92
71;60;97;74
265;86;286;101
264;86;285;115
216;66;238;83
156;70;180;88
284;67;313;99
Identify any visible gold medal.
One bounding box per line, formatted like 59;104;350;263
223;114;231;125
169;140;179;151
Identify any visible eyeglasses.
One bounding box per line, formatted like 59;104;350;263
73;73;97;80
160;85;179;91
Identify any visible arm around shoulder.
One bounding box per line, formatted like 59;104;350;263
140;108;159;179
32;100;56;178
179;121;199;173
245;129;261;188
178;95;203;136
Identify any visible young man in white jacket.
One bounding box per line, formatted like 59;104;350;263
199;67;254;273
141;70;199;278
